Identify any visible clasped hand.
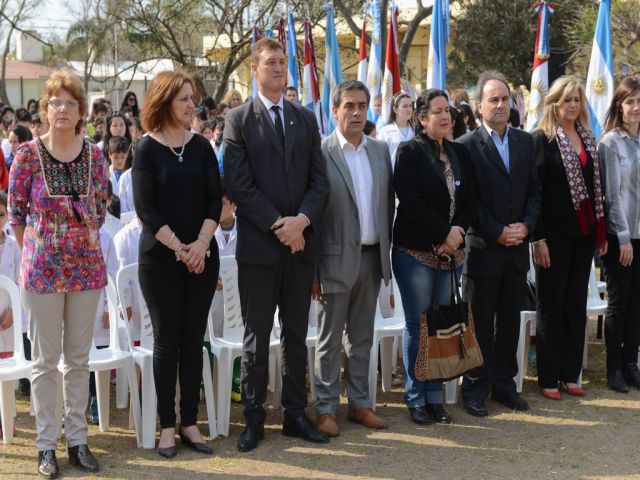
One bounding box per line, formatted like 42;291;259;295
498;222;528;247
178;240;208;274
273;215;307;254
435;226;465;256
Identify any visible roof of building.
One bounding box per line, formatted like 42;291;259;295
3;59;63;80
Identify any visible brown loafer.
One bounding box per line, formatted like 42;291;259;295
347;408;387;429
317;413;340;437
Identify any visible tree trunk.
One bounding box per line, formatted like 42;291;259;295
0;23;16;106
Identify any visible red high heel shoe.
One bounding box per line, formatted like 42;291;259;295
541;388;561;400
562;383;585;396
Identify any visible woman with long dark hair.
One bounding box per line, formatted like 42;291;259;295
392;89;476;425
121;91;140;117
599;76;640;392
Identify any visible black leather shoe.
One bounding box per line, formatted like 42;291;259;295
426;403;453;424
157;445;177;459
179;428;214;454
237;421;264;452
38;450;59;479
491;392;529;411
464;399;489;417
67;444;99;473
608;371;629;393
622;366;640;389
282;414;329;443
408;406;432;425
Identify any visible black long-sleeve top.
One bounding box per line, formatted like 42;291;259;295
393;137;476;251
132;133;222;265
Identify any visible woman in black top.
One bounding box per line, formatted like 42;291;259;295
392;89;476;425
532;75;607;400
133;71;221;458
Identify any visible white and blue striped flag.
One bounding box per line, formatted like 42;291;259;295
425;0;449;90
366;0;382;123
286;13;299;93
585;0;613;140
321;3;342;134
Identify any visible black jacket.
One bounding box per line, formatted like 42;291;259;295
457;126;541;276
393;136;476;251
532;129;597;241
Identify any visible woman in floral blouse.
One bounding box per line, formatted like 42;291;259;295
8;69;108;479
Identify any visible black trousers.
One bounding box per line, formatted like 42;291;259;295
536;235;594;388
238;253;313;422
602;237;640;373
461;258;525;403
139;255;218;429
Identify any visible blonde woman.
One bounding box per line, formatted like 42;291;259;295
532;76;607;401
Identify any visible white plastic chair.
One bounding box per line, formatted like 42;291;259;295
368;281;405;410
0;276;32;444
89;281;143;446
584;260;607;368
515;311;537;393
210;256;280;437
116;264;216;448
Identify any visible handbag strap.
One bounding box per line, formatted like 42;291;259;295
430;256;462;310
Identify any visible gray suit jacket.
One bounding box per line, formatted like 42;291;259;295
317;131;394;294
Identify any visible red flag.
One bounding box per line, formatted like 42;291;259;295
380;4;400;124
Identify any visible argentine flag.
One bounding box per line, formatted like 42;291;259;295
286;13;299;93
585;0;613;141
366;0;382;123
426;0;449;90
321;3;342;134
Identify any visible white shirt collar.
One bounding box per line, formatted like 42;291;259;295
258;91;284;112
335;128;367;152
483;122;509;142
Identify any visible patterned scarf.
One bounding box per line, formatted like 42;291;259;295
555;123;606;248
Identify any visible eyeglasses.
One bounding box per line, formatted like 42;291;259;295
48;99;79;111
128;97;136;103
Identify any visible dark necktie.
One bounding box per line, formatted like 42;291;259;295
271;105;285;149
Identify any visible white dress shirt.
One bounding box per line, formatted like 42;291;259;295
483;123;510;171
117;168;134;213
336;129;379;245
258;92;285;130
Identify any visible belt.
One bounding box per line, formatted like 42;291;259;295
361;243;379;252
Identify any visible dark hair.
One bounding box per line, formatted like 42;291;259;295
387;92;413;125
0;191;7;209
450;107;467;139
331;80;371;109
363;120;376;136
604;76;640;134
220;174;230;201
108;135;130;155
91;99;109;118
508;108;521;128
452;89;470;107
285;86;297;94
199;120;215;134
26;98;38;110
200;96;216;112
217;102;229;114
415;88;449;155
1;106;14;117
476;70;510;103
31;112;42;125
11;124;33;144
458;103;476;131
14;107;31;124
194;106;207;122
121;91;139;117
102;111;132;158
214;116;225;131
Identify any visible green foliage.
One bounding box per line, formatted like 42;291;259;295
448;0;584;89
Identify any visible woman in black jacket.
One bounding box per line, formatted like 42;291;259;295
532;75;607;400
392;89;476;425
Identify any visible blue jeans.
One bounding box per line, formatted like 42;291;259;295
392;249;461;407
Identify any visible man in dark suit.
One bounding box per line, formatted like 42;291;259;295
457;71;541;417
223;38;329;452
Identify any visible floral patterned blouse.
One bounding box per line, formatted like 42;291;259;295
8;138;108;294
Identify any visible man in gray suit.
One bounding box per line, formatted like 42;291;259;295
312;80;394;437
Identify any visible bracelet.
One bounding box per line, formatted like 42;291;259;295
175;246;184;260
198;233;211;243
169;232;176;248
532;238;546;247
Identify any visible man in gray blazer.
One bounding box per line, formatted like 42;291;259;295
312;80;394;437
